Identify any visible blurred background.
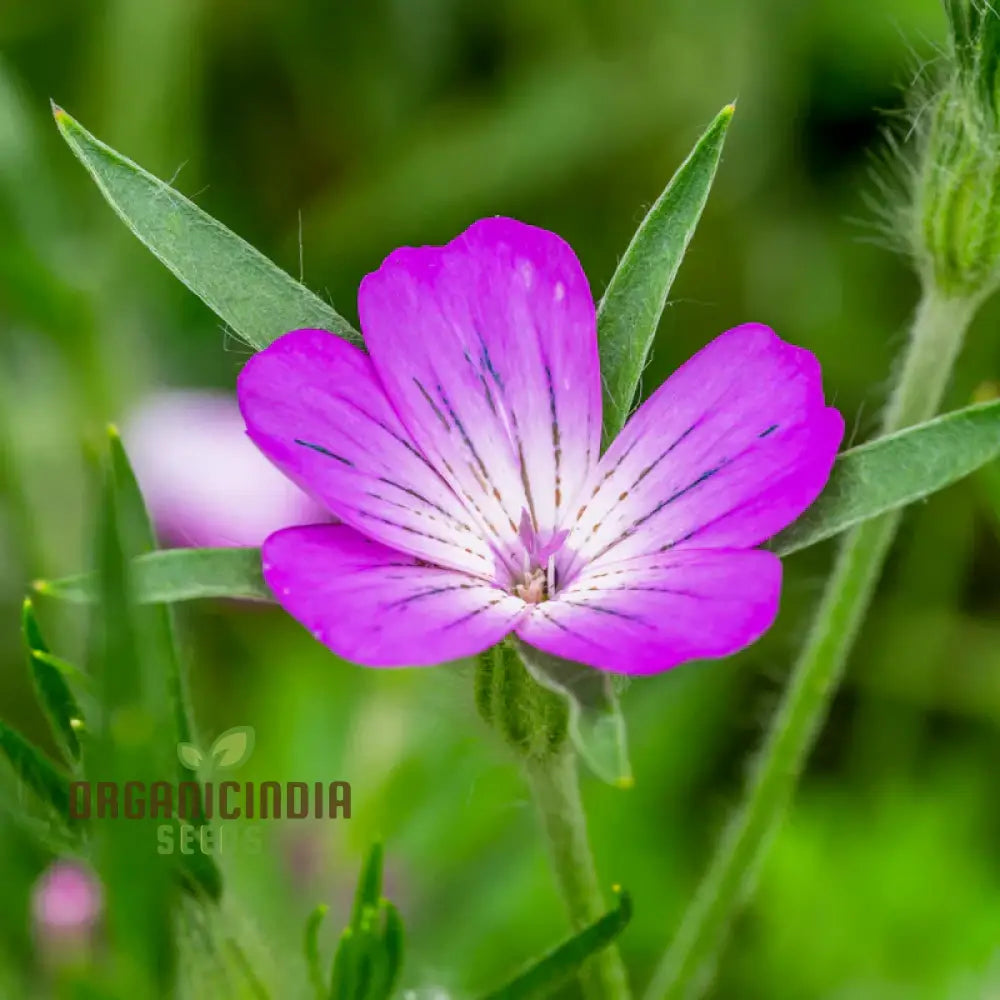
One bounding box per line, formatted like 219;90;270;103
2;0;1000;997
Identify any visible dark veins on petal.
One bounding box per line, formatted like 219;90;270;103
627;419;704;491
383;582;476;611
582;462;727;566
413;378;451;430
411;346;531;546
535;606;611;648
355;509;474;553
443;597;506;630
294;437;481;548
559;600;652;626
295;438;353;465
546;363;563;508
583;419;785;563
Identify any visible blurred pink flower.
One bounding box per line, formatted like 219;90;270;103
31;861;102;936
124;389;326;547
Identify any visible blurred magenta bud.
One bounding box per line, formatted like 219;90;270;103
124;389;326;547
31;862;102;937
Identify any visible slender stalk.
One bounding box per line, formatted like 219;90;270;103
646;288;979;1000
525;748;633;1000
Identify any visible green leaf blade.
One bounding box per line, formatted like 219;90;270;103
376;901;404;999
22;598;84;765
0;720;72;822
479;890;632;1000
597;104;734;443
774;399;1000;555
35;545;269;604
304;904;329;999
101;430;223;902
52;104;360;351
351;842;385;930
88;440;179;991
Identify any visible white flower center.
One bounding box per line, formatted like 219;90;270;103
513;566;548;604
511;552;557;604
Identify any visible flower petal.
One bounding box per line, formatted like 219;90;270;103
358;217;602;569
562;324;843;572
262;524;525;667
517;548;781;674
238;328;494;577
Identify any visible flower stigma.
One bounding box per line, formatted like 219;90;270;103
513;559;554;604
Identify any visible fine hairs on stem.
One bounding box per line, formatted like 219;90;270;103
526;748;633;1000
646;4;1000;993
646;291;979;1000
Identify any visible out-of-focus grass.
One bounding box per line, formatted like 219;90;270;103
0;0;998;997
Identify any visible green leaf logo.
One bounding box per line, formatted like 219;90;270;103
177;725;255;772
209;726;255;770
177;742;204;770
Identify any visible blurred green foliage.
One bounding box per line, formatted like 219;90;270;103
1;0;999;998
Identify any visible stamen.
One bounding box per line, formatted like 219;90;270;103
513;567;548;604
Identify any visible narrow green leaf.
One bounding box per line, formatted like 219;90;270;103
351;843;384;929
304;904;330;999
329;928;360;1000
0;786;81;855
349;914;378;1000
88;439;178;993
376;901;404;999
35;546;268;604
354;901;405;1000
774;399;1000;555
0;720;71;821
22;598;84;765
105;428;222;900
479;890;633;1000
598;104;734;443
106;430;192;745
31;649;90;684
327;846;403;1000
52;104;360;350
515;640;632;788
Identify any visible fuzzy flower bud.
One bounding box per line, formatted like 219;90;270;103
475;641;568;761
910;1;1000;297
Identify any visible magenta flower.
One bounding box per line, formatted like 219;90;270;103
238;218;843;673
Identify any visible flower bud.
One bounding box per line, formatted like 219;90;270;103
31;861;102;962
911;2;1000;297
475;641;568;761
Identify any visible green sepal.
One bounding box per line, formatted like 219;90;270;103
475;641;569;762
515;641;631;788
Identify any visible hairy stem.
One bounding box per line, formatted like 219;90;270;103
526;748;633;1000
646;288;979;1000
